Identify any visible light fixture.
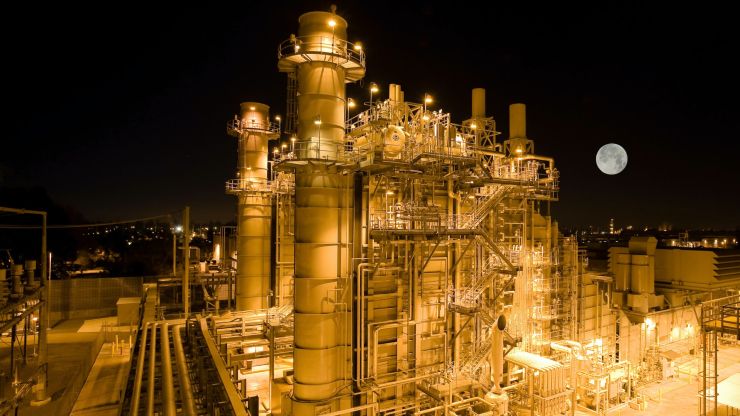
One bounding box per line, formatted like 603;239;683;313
354;42;362;51
249;106;256;111
386;190;394;195
424;94;433;104
314;116;322;126
470;122;477;129
347;97;356;108
370;82;379;93
275;115;281;121
281;143;287;149
328;19;336;28
290;136;297;142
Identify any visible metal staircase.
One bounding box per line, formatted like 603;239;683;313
460;185;512;230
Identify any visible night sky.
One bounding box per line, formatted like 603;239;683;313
4;2;739;228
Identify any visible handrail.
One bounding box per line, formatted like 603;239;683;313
226;119;280;135
277;36;365;67
198;318;249;416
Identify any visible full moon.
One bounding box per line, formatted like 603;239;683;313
596;143;628;175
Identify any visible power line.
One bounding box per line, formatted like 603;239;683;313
0;213;177;229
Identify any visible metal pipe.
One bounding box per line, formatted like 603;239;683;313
160;323;176;416
129;323;149;416
172;324;196;415
146;323;157;415
491;315;506;393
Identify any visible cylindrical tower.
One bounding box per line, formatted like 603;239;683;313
278;8;365;415
509;103;526;140
472;88;486;119
226;102;279;310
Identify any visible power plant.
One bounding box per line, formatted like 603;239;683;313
1;5;739;416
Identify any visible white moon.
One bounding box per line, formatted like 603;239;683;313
596;143;628;175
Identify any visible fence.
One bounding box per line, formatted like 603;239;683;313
49;276;144;325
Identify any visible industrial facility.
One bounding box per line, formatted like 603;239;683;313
2;6;740;416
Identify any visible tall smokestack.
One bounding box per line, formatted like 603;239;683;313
226;101;278;310
509;103;526;140
278;7;366;415
472;88;486;119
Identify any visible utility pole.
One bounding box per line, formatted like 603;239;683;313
172;231;177;276
183;206;190;316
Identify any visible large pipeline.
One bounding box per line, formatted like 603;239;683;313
146;323;157;415
129;323;149;416
173;324;197;416
159;323;176;416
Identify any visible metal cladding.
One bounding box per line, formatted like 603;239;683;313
277;9;365;414
227;101;278;310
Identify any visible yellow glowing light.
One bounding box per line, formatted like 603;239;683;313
281;143;287;149
275;115;281;121
645;318;656;331
290;137;297;142
294;44;301;52
424;94;433;104
249;106;256;111
422;114;430;121
470;122;477;129
328;19;336;28
314;117;322;126
347;98;356;108
370;82;379;93
515;148;523;153
386;190;394;195
354;42;362;51
671;326;680;340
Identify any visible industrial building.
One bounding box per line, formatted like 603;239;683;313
2;6;740;416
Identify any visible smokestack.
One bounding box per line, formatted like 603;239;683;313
472;88;486;118
509;103;526;139
227;101;277;311
278;8;366;415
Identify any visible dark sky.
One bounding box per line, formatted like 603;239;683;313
4;2;739;228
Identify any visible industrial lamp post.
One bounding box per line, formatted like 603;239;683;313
369;82;379;107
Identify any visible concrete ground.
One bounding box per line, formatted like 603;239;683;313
0;316;137;416
589;343;740;416
70;341;132;416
